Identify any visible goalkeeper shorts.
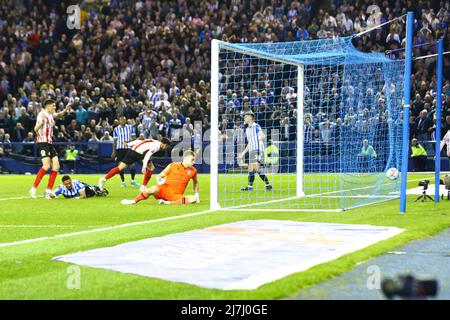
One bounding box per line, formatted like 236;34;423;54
154;184;183;201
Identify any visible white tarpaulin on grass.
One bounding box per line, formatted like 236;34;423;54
54;220;404;290
407;184;447;195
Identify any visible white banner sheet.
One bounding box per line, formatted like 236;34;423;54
54;220;404;290
407;184;447;195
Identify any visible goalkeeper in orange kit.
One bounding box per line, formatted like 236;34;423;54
121;150;199;205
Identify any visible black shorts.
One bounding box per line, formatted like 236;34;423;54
115;148;129;162
84;185;109;197
122;150;144;165
38;143;58;159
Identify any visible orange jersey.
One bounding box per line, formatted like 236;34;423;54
161;162;197;195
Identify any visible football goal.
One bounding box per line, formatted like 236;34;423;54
210;36;405;212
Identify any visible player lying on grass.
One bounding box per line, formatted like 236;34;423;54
99;137;171;192
49;175;109;199
121;150;199;205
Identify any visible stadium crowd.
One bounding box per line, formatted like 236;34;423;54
0;0;449;160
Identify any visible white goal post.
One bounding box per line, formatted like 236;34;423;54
210;38;404;212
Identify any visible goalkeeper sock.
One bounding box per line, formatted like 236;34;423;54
167;197;196;205
134;192;150;203
143;169;153;186
258;173;270;185
248;172;255;186
105;166;121;180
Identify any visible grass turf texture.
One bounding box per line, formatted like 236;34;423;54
219;171;401;210
0;173;449;299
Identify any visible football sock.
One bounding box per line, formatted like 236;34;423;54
248;172;255;186
168;197;195;205
47;170;58;190
33;167;47;188
143;169;153;186
105;167;121;180
134;192;150;203
258;173;270;185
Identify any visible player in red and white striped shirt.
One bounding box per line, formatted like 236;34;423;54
30;99;72;199
98;137;171;191
439;129;450;157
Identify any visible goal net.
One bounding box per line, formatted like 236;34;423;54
210;37;405;212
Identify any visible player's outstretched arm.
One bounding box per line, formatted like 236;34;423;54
49;186;63;199
156;163;171;184
79;189;87;199
55;103;72;119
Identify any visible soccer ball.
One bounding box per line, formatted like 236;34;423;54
386;167;399;180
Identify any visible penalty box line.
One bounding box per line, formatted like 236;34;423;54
0;196;43;201
0;209;217;249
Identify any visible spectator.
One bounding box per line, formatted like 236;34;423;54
169;114;183;140
415;109;434;153
76;104;89;126
318;120;337;143
12;123;26;142
411;138;428;171
100;132;114;143
64;144;79;174
86;133;100;155
444;115;450;132
2;134;12;155
357;139;378;172
22;132;35;156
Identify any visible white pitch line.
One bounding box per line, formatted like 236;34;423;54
0;177;434;248
0;196;42;201
0;209;216;248
0;225;102;229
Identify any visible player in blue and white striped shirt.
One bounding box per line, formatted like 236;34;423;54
112;116;139;187
49;175;108;199
238;112;272;191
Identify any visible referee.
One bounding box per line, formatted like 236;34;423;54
112;116;140;187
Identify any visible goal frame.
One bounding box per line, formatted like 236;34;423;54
209;35;409;212
210;39;306;211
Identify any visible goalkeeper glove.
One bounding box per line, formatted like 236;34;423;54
194;192;200;203
157;177;166;185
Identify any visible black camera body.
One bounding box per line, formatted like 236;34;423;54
418;179;430;189
381;275;438;299
415;179;433;202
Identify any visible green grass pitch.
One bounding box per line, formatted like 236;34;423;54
0;173;449;299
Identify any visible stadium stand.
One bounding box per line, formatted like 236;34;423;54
0;0;449;172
